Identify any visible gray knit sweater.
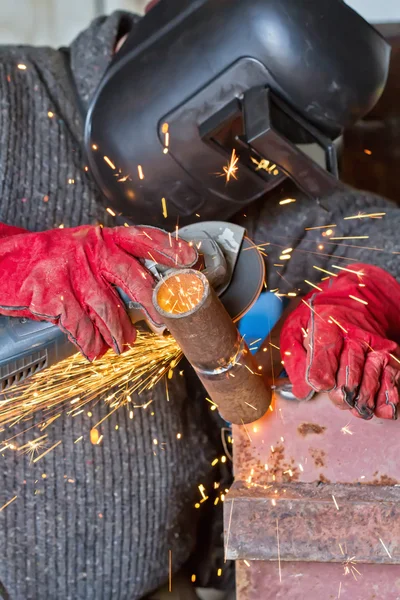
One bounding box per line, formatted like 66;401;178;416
1;9;400;600
0;12;219;600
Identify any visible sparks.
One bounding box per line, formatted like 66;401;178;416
161;197;168;219
329;316;348;334
332;494;340;510
221;149;239;182
117;173;130;182
205;397;219;409
304;280;323;291
32;440;62;463
379;538;392;558
106;207;116;217
349;294;368;305
0;332;181;430
279;198;296;205
245;402;258;410
103;156;116;170
341;423;353;435
342;555;361;580
18;434;48;462
0;495;17;512
17;64;27;70
305;224;337;230
330;236;369;240
332;265;364;277
313;265;337;277
344;212;385;220
138;165;144;180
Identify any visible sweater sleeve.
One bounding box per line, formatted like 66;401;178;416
69;11;140;111
234;180;400;294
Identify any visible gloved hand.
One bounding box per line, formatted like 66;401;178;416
0;223;197;360
280;263;400;420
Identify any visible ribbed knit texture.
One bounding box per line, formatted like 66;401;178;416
0;13;217;600
234;179;400;293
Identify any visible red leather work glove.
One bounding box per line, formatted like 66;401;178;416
0;223;196;360
280;264;400;420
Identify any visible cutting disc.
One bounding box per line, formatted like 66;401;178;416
179;221;265;323
221;235;265;322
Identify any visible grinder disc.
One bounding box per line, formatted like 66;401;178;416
178;221;265;324
221;236;265;323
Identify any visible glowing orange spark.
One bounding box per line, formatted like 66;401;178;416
331;236;369;240
245;402;257;410
138;165;144;180
0;495;17;512
313;265;337;277
329;316;348;334
332;265;364;277
221;149;239;182
33;440;62;463
240;419;252;442
117;174;130;182
344;212;385;220
279;198;296;205
17;64;27;70
379;538;392;558
161;197;167;218
104;156;116;170
106;207;116;217
349;295;368;306
341;423;353;435
305;224;336;230
304;280;323;291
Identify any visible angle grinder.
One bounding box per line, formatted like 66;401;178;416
0;222;265;392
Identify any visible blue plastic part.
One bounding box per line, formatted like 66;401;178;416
238;292;284;353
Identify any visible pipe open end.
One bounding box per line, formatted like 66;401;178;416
153;270;208;319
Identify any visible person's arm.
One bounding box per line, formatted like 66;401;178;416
280;263;400;420
0;222;196;360
235;182;400;294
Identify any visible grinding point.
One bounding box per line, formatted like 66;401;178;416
221;236;265;323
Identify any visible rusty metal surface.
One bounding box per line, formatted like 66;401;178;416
236;560;400;600
232;391;400;485
229;390;400;597
225;481;400;563
153;269;270;424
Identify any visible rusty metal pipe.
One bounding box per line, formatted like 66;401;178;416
152;269;271;424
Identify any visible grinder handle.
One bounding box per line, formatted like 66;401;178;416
0;287;149;392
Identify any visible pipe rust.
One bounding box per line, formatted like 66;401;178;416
152;269;271;424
